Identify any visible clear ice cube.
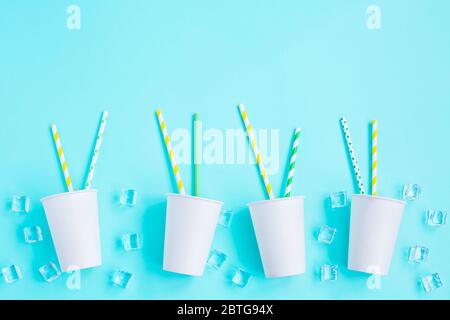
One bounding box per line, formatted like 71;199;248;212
39;262;61;283
112;270;134;289
318;226;337;245
207;249;227;270
218;210;234;227
420;273;443;293
231;268;251;288
122;233;142;251
321;264;339;282
23;225;43;244
2;265;23;284
402;184;421;201
120;189;137;207
329;192;348;209
12;195;31;213
408;246;429;264
427;210;447;226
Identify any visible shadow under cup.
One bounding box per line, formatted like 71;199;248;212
348;194;406;276
248;197;306;278
41;190;102;272
163;194;223;277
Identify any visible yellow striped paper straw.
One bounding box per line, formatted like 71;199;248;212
340;117;365;194
85;111;109;189
156;109;186;195
371;120;378;196
51;124;74;192
284;128;301;198
238;104;274;199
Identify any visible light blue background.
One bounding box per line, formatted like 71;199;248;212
0;0;449;300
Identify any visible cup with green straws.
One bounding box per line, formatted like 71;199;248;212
238;104;306;278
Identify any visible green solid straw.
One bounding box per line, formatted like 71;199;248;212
193;113;200;196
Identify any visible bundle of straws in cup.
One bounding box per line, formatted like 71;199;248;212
340;117;407;276
40;111;108;273
156;109;225;277
237;104;307;278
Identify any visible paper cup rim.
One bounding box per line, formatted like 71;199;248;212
40;189;98;203
247;196;305;208
351;194;406;205
167;193;224;206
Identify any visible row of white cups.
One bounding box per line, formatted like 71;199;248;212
40;190;406;278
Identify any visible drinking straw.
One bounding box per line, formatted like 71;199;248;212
156;109;186;195
51;124;74;192
193;113;200;196
371;120;378;196
85;111;109;189
340;117;366;194
284;128;301;198
238;104;274;199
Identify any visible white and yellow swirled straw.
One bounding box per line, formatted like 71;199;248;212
51;124;74;192
340;117;365;195
85;111;109;189
238;104;274;199
156;109;186;195
371;120;378;196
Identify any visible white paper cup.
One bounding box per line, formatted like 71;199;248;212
41;190;102;272
348;194;406;276
163;194;223;276
248;197;306;278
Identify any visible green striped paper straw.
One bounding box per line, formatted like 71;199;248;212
284;128;301;197
85;111;109;189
